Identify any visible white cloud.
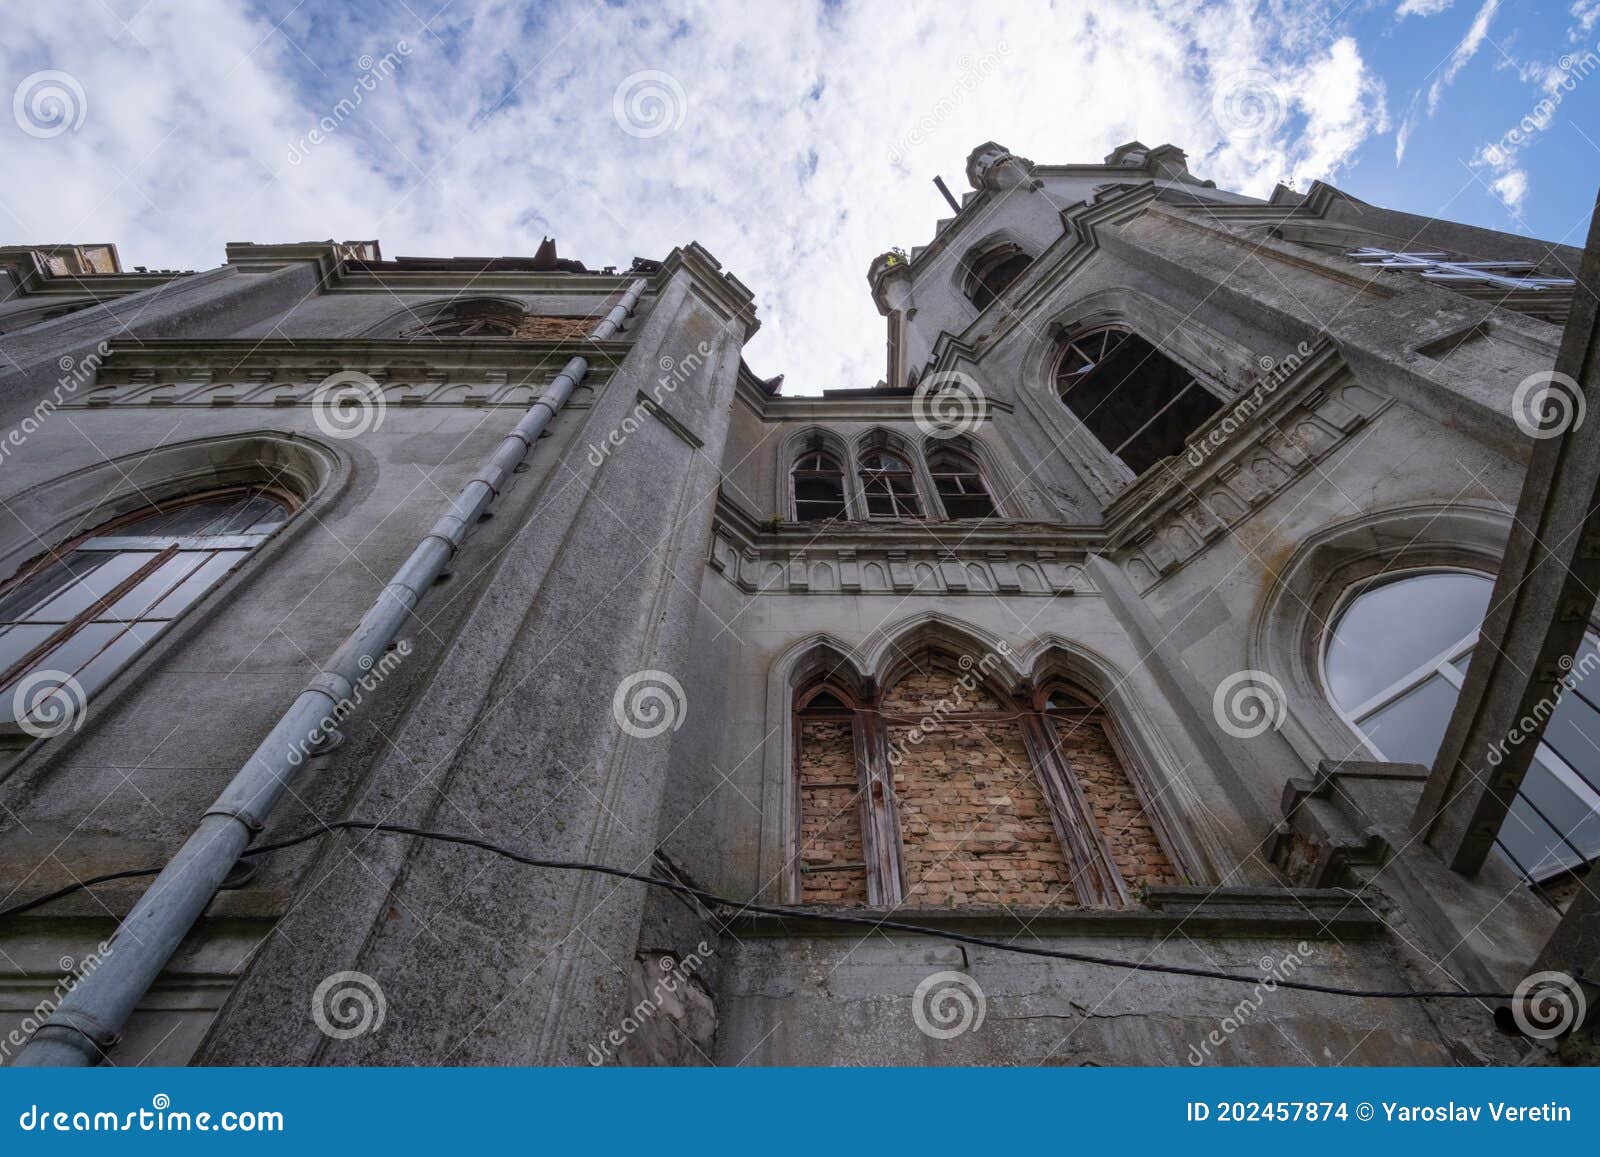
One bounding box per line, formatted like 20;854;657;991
1397;0;1456;17
1490;168;1529;210
0;0;1390;394
1428;0;1501;114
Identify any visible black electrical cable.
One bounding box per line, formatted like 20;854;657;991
0;818;1570;1002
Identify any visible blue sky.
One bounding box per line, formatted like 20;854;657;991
3;0;1598;393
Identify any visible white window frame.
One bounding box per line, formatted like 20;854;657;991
1321;567;1600;882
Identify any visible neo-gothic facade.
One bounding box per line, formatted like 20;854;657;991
0;140;1589;1066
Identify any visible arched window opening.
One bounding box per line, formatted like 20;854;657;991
794;683;869;905
404;300;522;337
1055;325;1223;477
858;449;922;519
1038;682;1179;892
927;445;997;520
790;448;848;522
1323;569;1600;884
964;244;1032;311
0;488;293;732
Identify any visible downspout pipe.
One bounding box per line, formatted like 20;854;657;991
16;279;648;1067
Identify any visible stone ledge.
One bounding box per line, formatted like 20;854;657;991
727;886;1385;941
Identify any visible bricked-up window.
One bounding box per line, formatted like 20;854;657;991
858;450;923;519
1040;685;1179;892
1055;325;1223;477
885;660;1078;907
0;489;292;733
790;449;848;522
963;244;1032;311
794;686;869;904
927;445;997;520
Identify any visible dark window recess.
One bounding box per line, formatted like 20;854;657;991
859;450;923;519
1055;326;1222;476
405;300;522;337
791;449;848;522
928;447;997;519
964;245;1032;311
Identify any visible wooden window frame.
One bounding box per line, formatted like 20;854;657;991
790;448;850;523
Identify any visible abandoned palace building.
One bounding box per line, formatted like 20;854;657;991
0;140;1596;1067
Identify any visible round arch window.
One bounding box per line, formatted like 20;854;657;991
0;488;292;734
1323;568;1600;882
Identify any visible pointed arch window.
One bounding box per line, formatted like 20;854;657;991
1055;325;1223;476
0;488;292;733
927;444;997;519
790;448;848;522
858;449;923;519
787;649;1187;909
964;244;1032;311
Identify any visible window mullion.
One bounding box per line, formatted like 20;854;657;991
1020;712;1129;907
852;708;905;906
0;545;177;690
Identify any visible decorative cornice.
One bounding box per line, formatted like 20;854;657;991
1103;342;1392;593
709;491;1099;597
63;337;625;409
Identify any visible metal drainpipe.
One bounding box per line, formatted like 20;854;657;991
15;279;648;1067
